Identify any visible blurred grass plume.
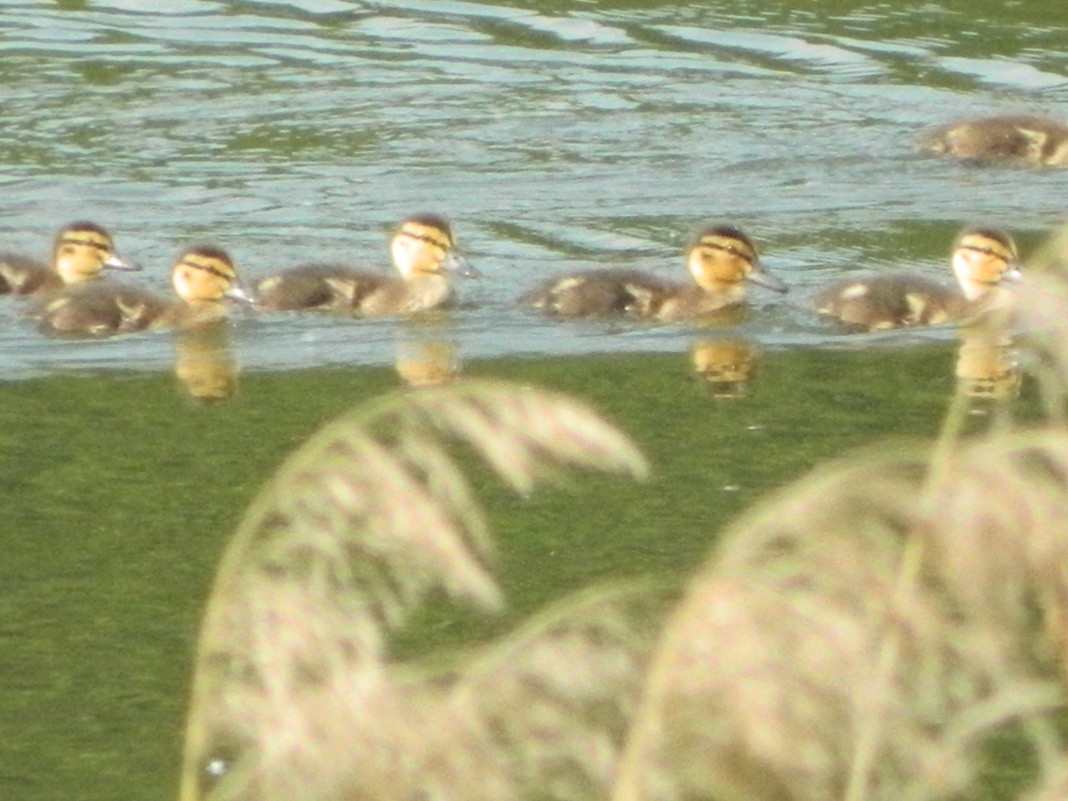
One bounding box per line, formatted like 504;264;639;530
180;381;654;801
182;226;1068;801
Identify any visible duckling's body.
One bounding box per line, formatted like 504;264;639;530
255;214;476;315
815;227;1020;331
520;224;787;322
0;221;134;296
917;115;1068;166
0;254;61;295
36;245;251;338
252;264;370;312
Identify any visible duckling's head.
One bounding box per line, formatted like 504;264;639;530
171;245;254;304
52;220;136;284
389;214;478;280
685;224;787;294
950;226;1021;301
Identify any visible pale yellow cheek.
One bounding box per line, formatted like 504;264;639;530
417;246;447;273
173;271;226;301
393;239;443;275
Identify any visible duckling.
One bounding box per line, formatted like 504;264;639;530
917;115;1068;166
0;220;136;295
36;244;253;338
520;224;788;321
255;214;477;314
814;227;1021;331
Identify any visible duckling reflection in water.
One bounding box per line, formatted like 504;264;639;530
690;339;760;398
917;115;1068;167
815;226;1021;331
255;213;478;315
395;339;461;387
521;223;788;321
174;323;239;403
955;327;1021;408
0;220;137;295
35;244;253;338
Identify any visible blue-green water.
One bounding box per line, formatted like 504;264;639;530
0;1;1065;799
1;0;1067;374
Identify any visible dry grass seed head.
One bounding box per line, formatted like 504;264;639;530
448;580;678;801
182;381;649;801
614;436;1068;801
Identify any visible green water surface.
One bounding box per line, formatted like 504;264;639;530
0;343;1039;800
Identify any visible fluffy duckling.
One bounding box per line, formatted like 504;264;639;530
520;224;788;321
255;214;477;314
815;227;1021;331
917;115;1068;166
36;244;253;338
0;220;136;295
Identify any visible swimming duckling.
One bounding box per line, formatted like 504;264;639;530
814;227;1021;331
917;115;1068;167
0;220;136;295
255;214;477;314
520;224;788;321
36;244;253;338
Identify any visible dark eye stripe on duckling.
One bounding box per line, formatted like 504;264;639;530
397;220;454;250
399;227;452;250
59;236;113;252
697;237;756;264
180;258;235;280
404;230;449;246
955;228;1017;260
957;242;1013;262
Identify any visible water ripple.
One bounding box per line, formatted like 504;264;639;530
1;0;1067;373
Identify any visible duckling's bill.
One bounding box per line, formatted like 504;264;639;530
446;251;480;278
999;264;1023;284
104;253;141;271
225;283;258;304
748;262;789;293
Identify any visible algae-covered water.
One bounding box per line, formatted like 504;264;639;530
1;0;1065;797
0;343;1040;799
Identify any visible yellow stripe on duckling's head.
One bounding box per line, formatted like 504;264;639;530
390;213;478;279
951;226;1020;301
172;244;253;303
52;220;136;284
685;224;787;294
